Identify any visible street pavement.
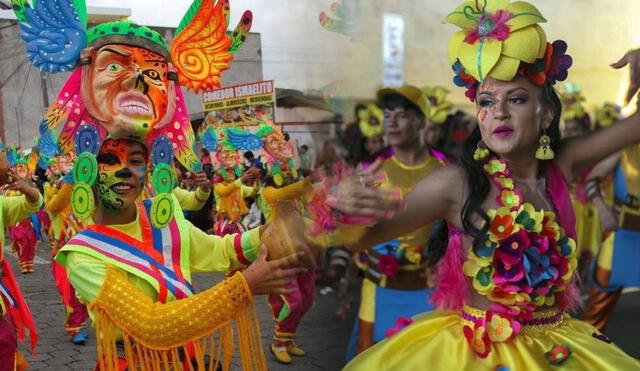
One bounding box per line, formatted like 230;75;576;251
5;242;640;370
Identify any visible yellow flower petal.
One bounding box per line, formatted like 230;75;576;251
487;314;513;342
431;111;448;124
501;26;541;63
489;55;520;81
463;260;481;277
484;0;510;13
533;24;547;58
458;36;503;82
448;31;467;64
505;1;547;31
442;1;479;29
433;86;450;102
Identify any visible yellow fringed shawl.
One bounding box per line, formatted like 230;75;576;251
90;266;266;371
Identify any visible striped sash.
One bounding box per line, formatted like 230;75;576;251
66;200;193;302
0;279;17;308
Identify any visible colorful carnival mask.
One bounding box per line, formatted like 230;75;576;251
58;152;75;174
14;0;253;227
80;44;173;139
444;0;572;101
6;146;37;180
221;114;297;186
198;123;245;181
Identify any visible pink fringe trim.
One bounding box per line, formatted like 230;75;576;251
430;227;468;310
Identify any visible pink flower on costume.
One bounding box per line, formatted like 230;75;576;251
464;10;513;44
378;254;400;277
384;316;414;338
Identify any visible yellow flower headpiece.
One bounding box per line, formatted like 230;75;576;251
595;103;620;128
560;84;588;122
562;102;587;122
357;104;385;138
421;86;453;124
444;0;572;101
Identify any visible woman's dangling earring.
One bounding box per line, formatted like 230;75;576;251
535;129;555;160
473;140;489;161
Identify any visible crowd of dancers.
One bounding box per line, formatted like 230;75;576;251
1;0;640;370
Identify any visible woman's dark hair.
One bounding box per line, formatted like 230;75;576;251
379;93;425;119
427;81;562;266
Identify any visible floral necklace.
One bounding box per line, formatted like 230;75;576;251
462;156;577;358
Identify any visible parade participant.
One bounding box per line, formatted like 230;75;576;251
5;147;39;274
42;151;91;345
560;90;603;275
347;85;447;358
297;145;313;177
221;115;319;364
356;104;387;160
199;124;260;236
581;111;640;330
11;0;325;368
340;104;369;166
0;151;42;371
341;0;640;368
422;85;455;152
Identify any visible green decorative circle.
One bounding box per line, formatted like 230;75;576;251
151;163;175;195
71;183;94;219
150;193;174;229
73;153;98;186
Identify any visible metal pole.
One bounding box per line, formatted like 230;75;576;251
40;71;49;109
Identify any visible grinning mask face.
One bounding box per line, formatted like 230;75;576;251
15;163;28;179
48;162;61;177
83;44;173;140
218;150;239;172
263;132;293;162
58;154;74;174
94;139;148;211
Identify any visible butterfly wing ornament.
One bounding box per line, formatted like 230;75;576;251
12;0;87;73
170;0;234;93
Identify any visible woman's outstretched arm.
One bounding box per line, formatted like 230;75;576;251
558;49;640;178
348;164;464;251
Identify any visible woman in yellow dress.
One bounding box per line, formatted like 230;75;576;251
342;0;640;369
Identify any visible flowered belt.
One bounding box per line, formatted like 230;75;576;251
461;305;564;333
460;305;565;358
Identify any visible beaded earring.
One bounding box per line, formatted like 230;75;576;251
473;140;490;161
535;130;555;160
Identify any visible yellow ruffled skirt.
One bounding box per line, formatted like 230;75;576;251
344;307;639;370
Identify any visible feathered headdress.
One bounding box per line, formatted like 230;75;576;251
6;145;38;177
13;0;252;226
444;0;572;101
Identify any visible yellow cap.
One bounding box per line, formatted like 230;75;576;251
376;85;429;117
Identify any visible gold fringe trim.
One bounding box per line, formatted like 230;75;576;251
90;267;267;370
93;301;267;370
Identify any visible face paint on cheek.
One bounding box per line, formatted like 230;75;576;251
478;110;488;124
136;166;147;189
95;165;125;210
